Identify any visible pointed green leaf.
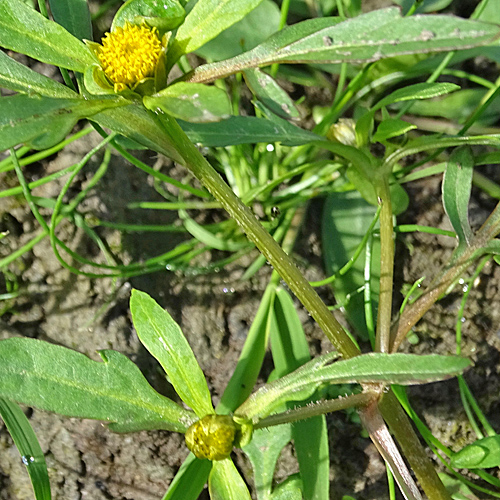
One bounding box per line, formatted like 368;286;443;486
0;0;96;71
236;353;471;422
0;50;77;98
209;458;252;500
372;119;417;142
112;0;185;32
374;82;460;112
0;398;51;500
442;146;474;246
0;95;124;150
130;289;214;417
170;0;264;61
217;284;276;415
144;82;231;123
48;0;92;41
0;338;194;433
188;9;500;83
322;191;380;339
272;288;329;500
244;69;300;119
451;435;500;469
179;115;322;147
356;82;459;146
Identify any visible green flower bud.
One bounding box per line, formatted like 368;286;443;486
327;118;357;146
185;415;235;461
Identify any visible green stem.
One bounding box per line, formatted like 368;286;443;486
390;199;500;352
254;392;375;429
375;176;394;353
152;111;360;359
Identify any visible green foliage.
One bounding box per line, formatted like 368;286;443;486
451;435;500;469
144;82;232;122
0;0;95;71
112;0;185;32
48;0;92;40
169;0;265;62
208;459;252;500
0;398;51;500
0;337;195;432
130;289;214;417
442;146;474;247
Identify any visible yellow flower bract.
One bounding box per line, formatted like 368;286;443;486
98;23;162;92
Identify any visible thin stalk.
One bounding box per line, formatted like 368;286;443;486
254;392;375;429
391;199;500;352
152;111;360;359
375;176;394;353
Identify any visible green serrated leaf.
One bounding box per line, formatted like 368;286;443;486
442;146;474;246
372;119;417;142
209;458;252;500
48;0;92;41
170;0;264;61
0;95;125;150
450;435;500;469
144;82;231;123
0;398;51;500
188;8;500;83
0;0;96;71
112;0;185;32
0;50;77;98
130;289;214;417
0;338;194;433
179;115;322;147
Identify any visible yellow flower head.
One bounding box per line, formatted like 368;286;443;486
97;23;162;92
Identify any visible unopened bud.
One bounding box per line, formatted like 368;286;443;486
327;118;357;146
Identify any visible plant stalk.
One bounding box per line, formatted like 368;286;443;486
375;176;394;353
152;111;360;359
379;391;452;500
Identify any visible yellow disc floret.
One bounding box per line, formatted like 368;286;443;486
97;23;162;92
185;415;236;461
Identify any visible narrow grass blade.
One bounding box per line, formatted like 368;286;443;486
0;398;51;500
272;288;329;500
161;453;212;500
